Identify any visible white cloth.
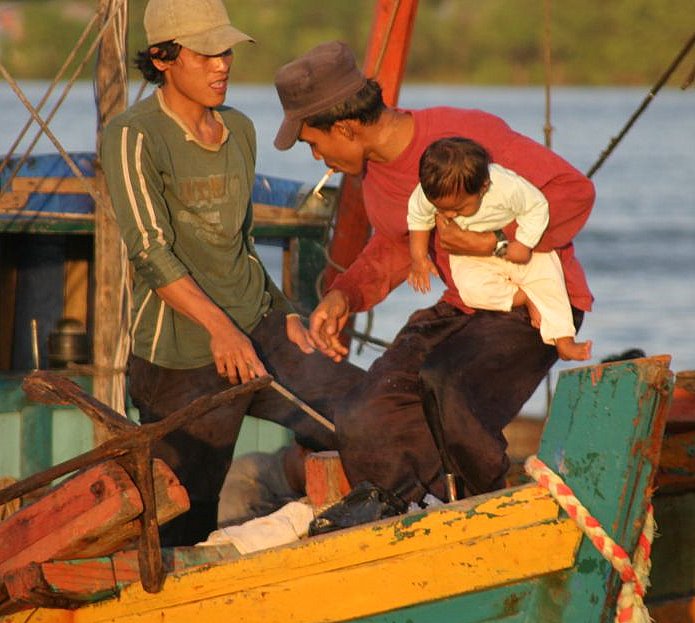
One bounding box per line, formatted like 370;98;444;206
450;251;576;343
197;501;315;554
407;163;575;343
407;163;549;249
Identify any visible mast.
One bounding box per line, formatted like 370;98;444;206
93;0;129;430
322;0;419;292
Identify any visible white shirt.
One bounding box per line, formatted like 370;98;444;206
407;163;549;249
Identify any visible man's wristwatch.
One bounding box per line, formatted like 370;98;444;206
493;229;508;258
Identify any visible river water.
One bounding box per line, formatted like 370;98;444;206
2;82;694;414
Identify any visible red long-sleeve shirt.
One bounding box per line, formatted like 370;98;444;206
330;107;595;314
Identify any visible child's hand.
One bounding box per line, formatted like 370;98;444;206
504;241;532;264
408;258;438;293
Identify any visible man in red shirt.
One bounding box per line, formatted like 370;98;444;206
274;41;594;502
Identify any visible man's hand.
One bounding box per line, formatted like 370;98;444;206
504;240;532;264
210;322;267;385
309;289;350;362
435;214;496;256
286;314;315;354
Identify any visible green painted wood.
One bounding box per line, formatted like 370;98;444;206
19;405;53;478
0;375;31;412
51;408;95;466
0;222;94;235
341;358;671;623
350;581;536;623
529;357;672;622
0;372;292;481
0;410;21;477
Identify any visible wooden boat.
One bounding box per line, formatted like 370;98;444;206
0;354;690;623
2;1;695;621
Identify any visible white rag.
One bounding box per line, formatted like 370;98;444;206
196;501;315;554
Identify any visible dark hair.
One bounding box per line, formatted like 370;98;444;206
419;137;491;201
304;78;385;130
134;41;182;86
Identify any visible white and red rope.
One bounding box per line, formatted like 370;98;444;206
525;454;654;623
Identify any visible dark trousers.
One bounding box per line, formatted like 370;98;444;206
128;309;366;546
337;301;583;502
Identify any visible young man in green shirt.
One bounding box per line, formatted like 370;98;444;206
101;0;364;546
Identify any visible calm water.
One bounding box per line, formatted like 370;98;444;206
2;82;694;414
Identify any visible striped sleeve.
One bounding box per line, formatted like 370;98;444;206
101;122;188;290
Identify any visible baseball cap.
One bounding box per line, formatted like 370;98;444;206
144;0;253;56
274;41;367;150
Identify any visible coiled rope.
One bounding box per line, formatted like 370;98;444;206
525;455;654;623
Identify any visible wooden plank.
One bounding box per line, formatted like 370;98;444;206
73;459;189;559
323;0;418;291
10;178;92;195
0;461;142;577
528;356;672;622
655;429;695;492
0;486;580;623
0;193;29;211
253;203;328;227
0;459;187;576
63;259;89;327
2;544;242;612
92;0;129;425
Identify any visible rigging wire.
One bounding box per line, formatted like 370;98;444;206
586;30;695;179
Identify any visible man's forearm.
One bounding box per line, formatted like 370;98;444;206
156;275;235;337
437;217;496;256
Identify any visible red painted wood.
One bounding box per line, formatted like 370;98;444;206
305;451;351;508
323;0;419;292
2;544;242;611
0;461;142;577
0;459;188;577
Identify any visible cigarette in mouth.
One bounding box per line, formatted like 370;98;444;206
312;168;334;198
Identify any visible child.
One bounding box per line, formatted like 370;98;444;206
407;137;591;361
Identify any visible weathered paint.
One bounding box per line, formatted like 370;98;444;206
1;486;579;623
529;357;672;622
0;358;671;623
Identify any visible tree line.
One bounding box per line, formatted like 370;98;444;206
1;0;693;86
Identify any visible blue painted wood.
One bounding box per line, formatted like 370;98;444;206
19;404;52;478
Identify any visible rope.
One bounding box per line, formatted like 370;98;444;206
0;10;100;176
0;0;127;208
525;455;654;623
586;30;695;179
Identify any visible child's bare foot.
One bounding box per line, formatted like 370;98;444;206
556;337;592;361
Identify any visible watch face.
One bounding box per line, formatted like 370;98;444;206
495;240;509;258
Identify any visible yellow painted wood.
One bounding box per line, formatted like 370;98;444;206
253;202;328;227
0;209;94;221
12;177;94;195
0;485;582;623
0;192;29;211
64;259;89;326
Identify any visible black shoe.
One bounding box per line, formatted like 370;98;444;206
308;481;408;536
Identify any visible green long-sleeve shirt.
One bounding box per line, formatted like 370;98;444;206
101;90;294;369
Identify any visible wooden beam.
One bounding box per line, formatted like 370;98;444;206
323;0;419;292
92;0;129;424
